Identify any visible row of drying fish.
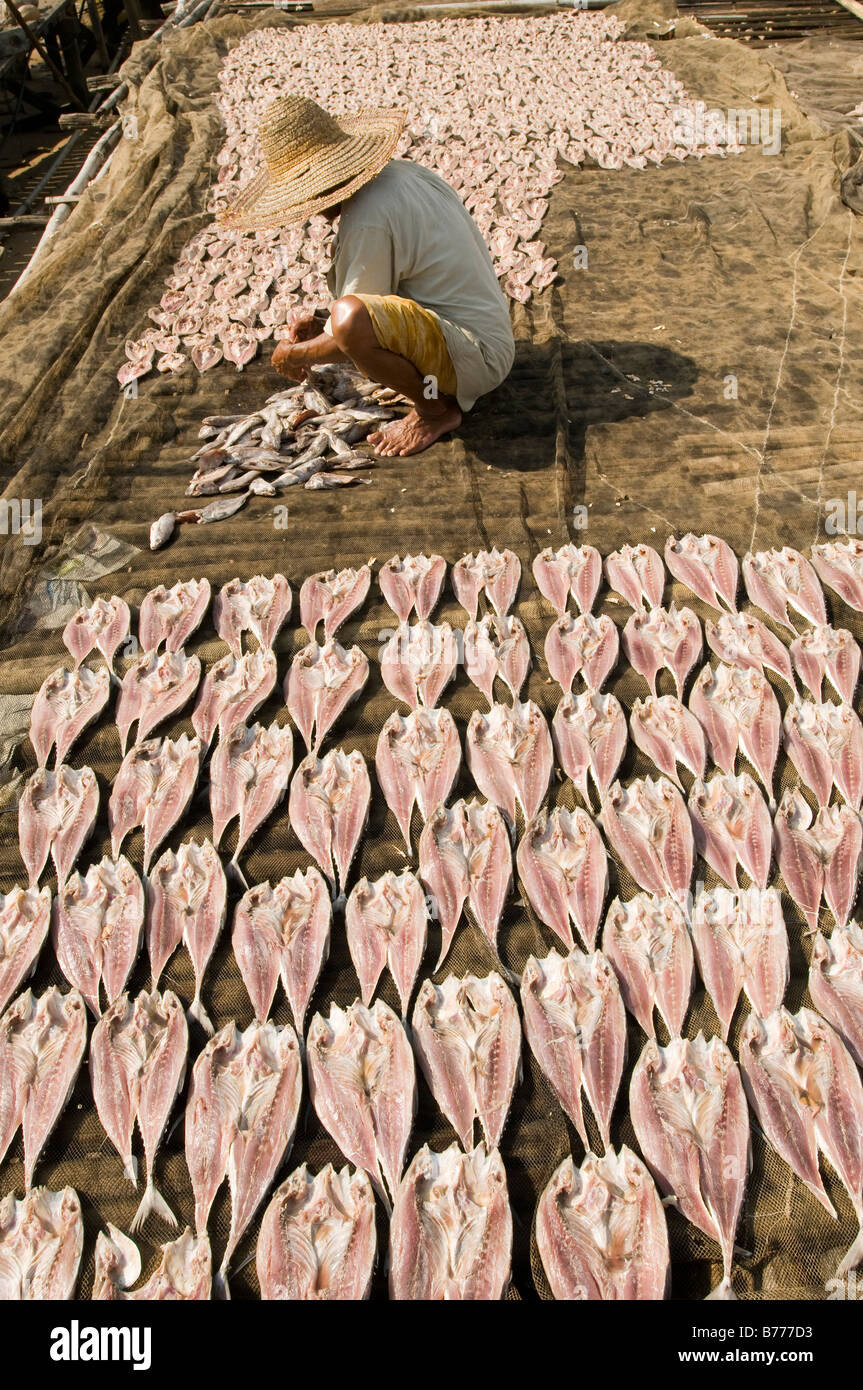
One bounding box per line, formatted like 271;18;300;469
149;366;403;548
123;13;737;386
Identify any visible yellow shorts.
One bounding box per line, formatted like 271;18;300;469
353;293;459;399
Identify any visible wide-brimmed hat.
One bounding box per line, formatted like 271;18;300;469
218;94;405;231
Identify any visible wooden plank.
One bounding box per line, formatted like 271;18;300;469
0;214;51;228
835;0;863;22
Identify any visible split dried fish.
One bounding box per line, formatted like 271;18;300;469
186;1019;302;1296
146;839;227;1032
773;788;862;932
307;998;416;1208
464;614;530;704
90;988;188;1229
63;595;130;670
30;665;110;768
517;805;608;950
300;564;371;641
603;893;694;1038
412;972;520;1150
536;1147;668;1300
623;604;701;698
116;649;201;753
257;1164;376;1300
545;612;619;694
139;578;211;654
213;573;291;656
192;648;277;749
689;662;780;807
233;868;331;1028
743;547;826;631
419;798;512;968
740;1007;863;1275
601;776;694;904
375;707;461;852
691;886;788;1040
345;870;428;1016
109;734;201;871
552;690;627;805
664;533;738;612
0;1187;83;1300
210;719;293;872
288;747;370;894
285;639;369;752
452;548;520;620
810;921;863;1066
533;543;602;617
811;538;863;614
783;698;863;811
790;623;860;704
604;543;664;612
379;553;446;623
0;885;51;1014
630;694;706;788
521;948;625;1149
389;1142;511;1300
689;771;772;891
466;699;552;825
0;986;86;1187
705;610;795;689
18;764;98;887
631;1033;749;1299
93;1225;211;1300
381;620;459;710
53;855;144;1016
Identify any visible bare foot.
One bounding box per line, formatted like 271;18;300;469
368;404;462;457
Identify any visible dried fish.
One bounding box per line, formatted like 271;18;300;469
705;610;795;689
233;869;331;1028
285;639;369;752
743;547;826;631
552;690;627;805
622;604;701;698
210;720;293;870
689;771;772;891
452;547;520;619
533;543;602;617
192;648;277;749
139;578;211;654
345;870;428;1016
30;666;110;768
53;855;145;1016
381;620;459;710
601;776;694;904
146;839;227;1031
689;662;780;807
257;1164;376;1300
773;788;862;932
603;893;694;1038
300;564;371;641
93;1225;211;1300
213;573;291;656
664;533;738;613
0;885;51;1014
783;698;863;811
419;798;512;968
379;553;446;623
288;747;370;894
691;886;788;1039
545;612;619;694
0;1187;83;1300
0;987;87;1187
464;614;530;704
790;624;860;704
630;694;706;789
810;921;863;1066
466;699;552;825
18;764;98;887
604;544;664;612
375;707;461;853
517;805;608;950
63;595;130;670
109;734;201;871
811;538;863;614
116;649;201;753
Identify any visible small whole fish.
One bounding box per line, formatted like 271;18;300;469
146;839;227;1031
150;512;177;551
705;610;795;689
604;543;664;612
790;623;860;704
63;595;131;670
631;1033;749;1299
521;948;626;1150
630;694;707;788
783;698;863;811
452;547;520;620
375;707;461;852
210;720;294;871
115;648;201;753
532;543;602;617
466;699;552;826
0;987;87;1187
299;564;371;641
288;747;370;894
688;771;772;891
811;538;863;614
380;620;459;710
412;972;521;1150
517;805;608;951
691;886;789;1040
138;578;211;654
740;1007;863;1275
18;764;99;887
233;868;331;1028
603;893;694;1039
536;1147;669;1300
29;665;111;768
0;885;52;1014
0;1187;83;1300
622;604;702;699
213;573;291;656
192;648;277;750
601;776;694;904
552;690;627;805
464;614;530;705
257;1164;376;1301
689;662;780;807
109;734;201;871
285;639;369;752
419;798;512;968
93;1225;211;1301
743;547;826;631
810;921;863;1066
389;1142;512;1300
664;533;738;612
53;855;145;1016
379;553;446;623
307;998;416;1209
345;870;428;1016
544;612;619;694
89;989;188;1229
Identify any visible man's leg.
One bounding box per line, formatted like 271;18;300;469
329;296;461;458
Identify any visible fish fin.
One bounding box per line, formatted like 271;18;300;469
125;1155;138;1186
706;1277;737;1301
837;1227;863;1277
131;1181;177;1232
228;858;249;891
214;1268;232;1300
187;996;214;1036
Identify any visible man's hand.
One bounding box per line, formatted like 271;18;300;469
283;308;323;343
272;339;311;382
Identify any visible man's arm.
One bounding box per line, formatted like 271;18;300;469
272;327;348;381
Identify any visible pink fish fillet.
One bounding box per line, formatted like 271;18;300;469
810;921;863;1067
389;1143;511;1300
30;665;110;768
705;611;795;689
412;972;521;1150
299;564;371;641
532;543;602;617
629;695;706;789
0;986;87;1187
0;885;52;1014
0;1186;83;1299
790;624;860;704
213;573;291;656
603;893;694;1038
630;1033;749;1299
285;639;368;752
287;748;370;894
536;1147;669;1300
545;612;618;694
517;805;608;950
418;803;470;967
690;662;780;807
115;649;201;753
688;771;772;890
138;578;211;654
664;533;738;612
783;698;863;811
379;553;446;623
90;989;188;1229
601;776;694;904
452;547;520;619
345;870;428;1016
466;699;552;826
233;868;331;1028
521;948;625;1149
552;690;626;806
691;885;788;1040
257;1164;376;1301
740;1007;863;1275
380;620;458;710
93;1225;211;1300
185;1019;302;1296
742;547;826;630
53;854;145;1016
307;998;416;1210
623;604;702;698
209;719;293;870
811;539;863;614
375;707;461;852
192;649;277;749
18;764;98;887
464;614;530;704
109;734;201;871
604;543;665;612
62;595;130;670
146;838;226;1031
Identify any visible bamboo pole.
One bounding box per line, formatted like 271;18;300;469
3;0;88;110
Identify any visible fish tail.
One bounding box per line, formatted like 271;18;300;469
188;993;215;1036
131;1180;177;1232
228;857;249;891
124;1154;138;1186
214;1269;232;1301
837;1226;863;1277
706;1276;737;1301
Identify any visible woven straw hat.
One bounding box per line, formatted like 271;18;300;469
218;95;405;231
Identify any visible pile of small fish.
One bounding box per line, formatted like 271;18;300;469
149;365;403;549
119;13;740;388
4;533;863;1299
